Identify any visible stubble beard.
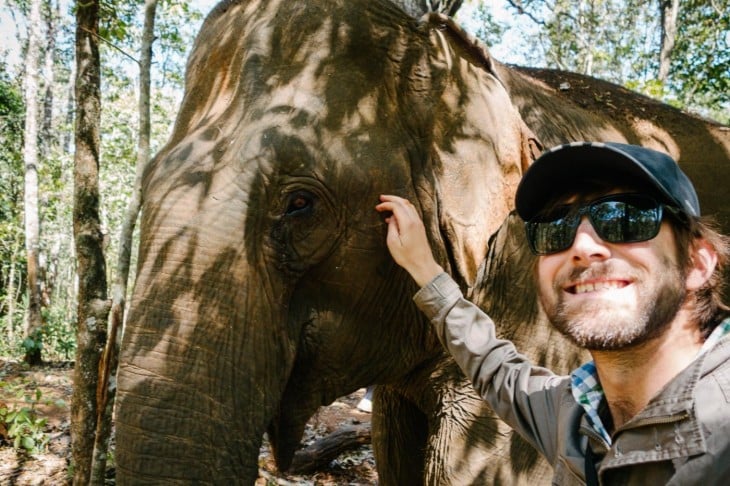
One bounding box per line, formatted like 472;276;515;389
542;259;687;351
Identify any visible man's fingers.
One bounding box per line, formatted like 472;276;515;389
387;223;402;248
378;195;423;250
377;195;418;222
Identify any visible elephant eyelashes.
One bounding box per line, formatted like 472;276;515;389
285;191;314;216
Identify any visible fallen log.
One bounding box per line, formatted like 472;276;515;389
288;423;372;474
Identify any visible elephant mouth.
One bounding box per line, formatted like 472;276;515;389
267;381;323;470
266;316;328;470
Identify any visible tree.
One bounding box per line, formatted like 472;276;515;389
92;0;160;481
658;0;679;82
670;0;729;122
495;0;728;122
71;0;110;483
0;74;26;352
21;0;46;365
41;0;60;158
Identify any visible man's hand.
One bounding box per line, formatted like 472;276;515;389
375;195;443;287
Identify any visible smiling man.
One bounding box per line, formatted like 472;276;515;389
376;142;730;485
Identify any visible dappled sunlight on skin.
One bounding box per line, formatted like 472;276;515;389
630;120;680;160
117;0;546;484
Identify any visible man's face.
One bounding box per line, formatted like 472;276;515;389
536;192;687;351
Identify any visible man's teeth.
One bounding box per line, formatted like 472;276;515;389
574;281;623;294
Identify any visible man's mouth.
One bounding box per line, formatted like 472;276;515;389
569;280;629;294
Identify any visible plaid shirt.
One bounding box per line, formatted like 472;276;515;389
571;317;730;446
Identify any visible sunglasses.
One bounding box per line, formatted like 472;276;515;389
525;193;682;255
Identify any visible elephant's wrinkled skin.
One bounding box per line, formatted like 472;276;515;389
115;0;730;484
115;0;544;484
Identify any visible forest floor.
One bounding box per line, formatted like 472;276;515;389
0;359;378;485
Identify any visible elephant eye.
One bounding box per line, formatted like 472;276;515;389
285;191;314;216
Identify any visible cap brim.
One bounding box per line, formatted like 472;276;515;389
516;143;675;221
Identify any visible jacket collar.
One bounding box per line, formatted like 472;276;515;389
573;318;730;448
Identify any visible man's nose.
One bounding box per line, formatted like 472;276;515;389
570;217;611;262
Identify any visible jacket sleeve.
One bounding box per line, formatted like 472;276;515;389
414;272;569;463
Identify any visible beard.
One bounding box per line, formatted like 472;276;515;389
540;257;687;351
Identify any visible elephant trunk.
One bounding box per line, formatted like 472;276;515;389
115;227;297;483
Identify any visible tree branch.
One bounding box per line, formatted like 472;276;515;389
505;0;547;26
79;26;139;65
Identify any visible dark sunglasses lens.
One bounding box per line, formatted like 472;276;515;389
527;194;664;255
527;207;578;255
589;195;662;243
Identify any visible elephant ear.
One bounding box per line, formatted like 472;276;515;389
417;14;541;288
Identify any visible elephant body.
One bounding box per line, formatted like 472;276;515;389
115;0;730;484
500;64;730;231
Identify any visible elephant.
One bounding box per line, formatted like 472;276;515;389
114;0;730;484
496;64;730;233
115;0;549;484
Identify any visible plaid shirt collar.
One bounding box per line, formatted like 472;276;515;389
570;317;730;445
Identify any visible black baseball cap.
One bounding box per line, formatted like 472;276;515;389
515;141;700;221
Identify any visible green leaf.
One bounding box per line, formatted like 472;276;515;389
21;435;35;451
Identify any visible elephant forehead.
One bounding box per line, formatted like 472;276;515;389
263;83;383;137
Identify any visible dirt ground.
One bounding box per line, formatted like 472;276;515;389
0;359;377;485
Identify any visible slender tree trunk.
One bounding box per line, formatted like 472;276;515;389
22;0;45;366
91;3;159;478
41;0;59;158
4;239;21;343
63;64;75;153
71;0;110;484
658;0;679;83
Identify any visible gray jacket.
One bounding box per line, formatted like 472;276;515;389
414;272;730;485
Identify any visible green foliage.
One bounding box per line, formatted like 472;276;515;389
42;304;77;361
481;0;728;123
0;381;58;454
457;2;507;49
670;0;730;123
0;303;26;357
0;72;24;224
155;1;204;88
0;71;27;351
20;329;43;359
99;0;138;47
506;0;658;82
0;0;210;361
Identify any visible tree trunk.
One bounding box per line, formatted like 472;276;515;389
658;0;679;83
63;63;76;153
91;0;159;481
71;0;111;484
4;239;22;343
391;0;463;18
41;0;58;158
22;0;45;366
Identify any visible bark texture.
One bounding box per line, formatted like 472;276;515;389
658;0;679;82
289;424;372;474
22;0;45;365
71;1;111;484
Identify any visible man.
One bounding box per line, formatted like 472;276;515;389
376;141;730;484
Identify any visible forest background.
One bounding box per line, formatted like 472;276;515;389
0;0;728;483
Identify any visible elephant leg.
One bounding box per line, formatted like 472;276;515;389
425;360;553;485
385;357;553;485
372;385;429;486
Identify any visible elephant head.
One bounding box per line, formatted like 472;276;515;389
115;0;537;483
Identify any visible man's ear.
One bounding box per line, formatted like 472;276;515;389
686;238;718;291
